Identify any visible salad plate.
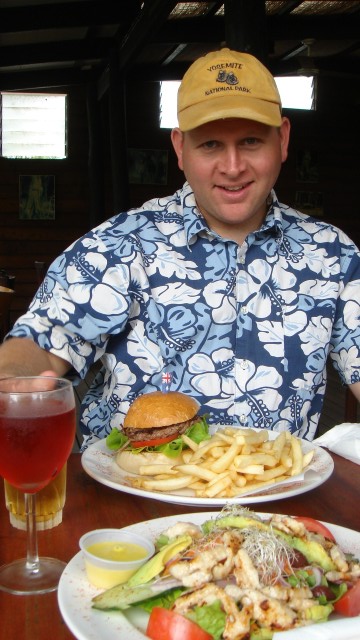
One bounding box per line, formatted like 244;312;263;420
81;435;334;506
58;512;360;640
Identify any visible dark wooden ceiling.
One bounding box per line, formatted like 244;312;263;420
1;0;359;94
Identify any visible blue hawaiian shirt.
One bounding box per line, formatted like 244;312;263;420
9;182;360;444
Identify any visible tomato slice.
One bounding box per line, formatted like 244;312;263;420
131;434;175;448
293;516;336;542
334;580;360;617
146;607;212;640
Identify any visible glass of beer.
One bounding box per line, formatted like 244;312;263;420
4;462;67;530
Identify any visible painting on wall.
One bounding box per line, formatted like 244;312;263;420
295;190;324;217
128;148;168;185
19;175;55;220
296;150;318;183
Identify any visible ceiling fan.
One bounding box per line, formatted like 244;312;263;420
296;39;319;77
286;38;358;80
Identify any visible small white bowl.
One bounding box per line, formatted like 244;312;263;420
79;528;155;589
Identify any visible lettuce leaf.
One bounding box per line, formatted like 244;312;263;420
187;599;226;640
328;581;348;602
106;415;210;457
137;587;185;612
186;415;211;444
106;428;128;450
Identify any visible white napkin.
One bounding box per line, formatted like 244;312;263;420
272;616;360;639
313;423;360;465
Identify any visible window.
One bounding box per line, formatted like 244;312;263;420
0;92;67;159
274;76;315;110
160;76;316;128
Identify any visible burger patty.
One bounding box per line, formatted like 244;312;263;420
124;415;200;443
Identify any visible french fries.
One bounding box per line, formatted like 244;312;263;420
125;428;315;499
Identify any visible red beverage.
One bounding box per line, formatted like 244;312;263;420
0;403;76;492
0;376;76;595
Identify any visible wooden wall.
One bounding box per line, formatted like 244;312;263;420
0;85;93;325
0;76;359;329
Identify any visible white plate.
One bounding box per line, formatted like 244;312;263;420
58;512;360;640
81;435;334;506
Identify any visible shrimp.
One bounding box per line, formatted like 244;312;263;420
233;548;260;589
169;530;243;587
240;588;297;631
270;515;307;537
329;544;349;572
162;521;202;541
262;585;314;611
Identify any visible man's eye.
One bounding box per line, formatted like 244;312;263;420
244;137;260;145
202;140;218;149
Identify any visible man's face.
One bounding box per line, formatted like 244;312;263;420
171;117;290;244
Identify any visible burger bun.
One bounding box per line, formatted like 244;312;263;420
123;391;199;430
116;449;183;475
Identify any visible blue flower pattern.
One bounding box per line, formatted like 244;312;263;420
9;183;360;443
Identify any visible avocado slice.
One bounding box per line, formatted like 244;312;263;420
127;534;192;586
92;534;192;610
202;516;336;572
250;630;273;640
304;603;334;621
92;579;168;610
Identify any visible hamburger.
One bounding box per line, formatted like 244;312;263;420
106;391;210;474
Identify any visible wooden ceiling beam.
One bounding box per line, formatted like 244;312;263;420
0;39;112;67
0;68;96;91
0;0;139;32
153;13;360;43
97;0;179;98
224;0;268;64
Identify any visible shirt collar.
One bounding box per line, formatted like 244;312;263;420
259;190;284;238
180;183;284;246
181;182;211;247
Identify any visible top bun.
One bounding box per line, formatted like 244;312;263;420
123;391;199;430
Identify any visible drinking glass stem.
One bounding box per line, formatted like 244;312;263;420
24;493;40;573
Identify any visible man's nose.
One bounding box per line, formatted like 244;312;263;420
219;148;246;174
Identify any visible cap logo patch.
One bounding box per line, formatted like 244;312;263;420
217;70;238;85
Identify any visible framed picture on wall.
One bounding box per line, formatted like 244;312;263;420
19;175;55;220
295;190;324;217
296;150;318;183
128;148;168;185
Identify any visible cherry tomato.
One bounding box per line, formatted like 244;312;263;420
334;580;360;617
146;607;213;640
293;516;336;542
131;434;175;448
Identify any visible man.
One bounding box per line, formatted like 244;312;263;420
1;48;359;448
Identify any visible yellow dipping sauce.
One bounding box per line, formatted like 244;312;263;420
85;541;148;588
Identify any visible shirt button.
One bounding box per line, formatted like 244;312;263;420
240;414;247;424
241;306;248;314
240;359;249;369
239;256;245;264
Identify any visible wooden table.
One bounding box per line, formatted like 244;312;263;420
1;451;359;639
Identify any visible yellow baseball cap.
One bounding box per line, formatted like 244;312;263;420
177;48;282;131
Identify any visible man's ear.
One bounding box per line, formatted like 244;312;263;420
171;127;184;170
279;117;291;163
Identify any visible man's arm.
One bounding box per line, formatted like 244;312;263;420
0;337;71;378
348;380;360;403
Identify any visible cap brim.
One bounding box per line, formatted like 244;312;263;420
178;95;282;131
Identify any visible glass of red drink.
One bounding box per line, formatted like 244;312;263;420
0;376;76;595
